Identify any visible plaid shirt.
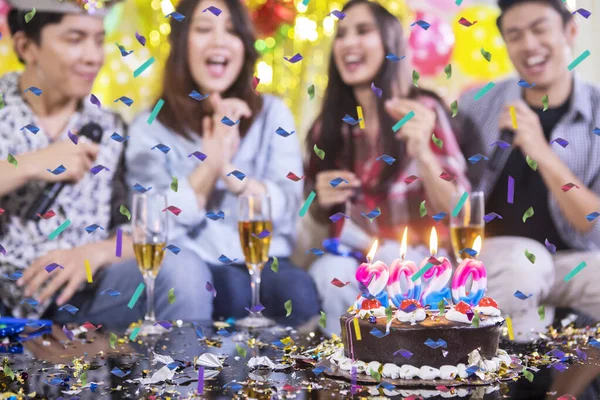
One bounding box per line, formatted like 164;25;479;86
457;75;600;251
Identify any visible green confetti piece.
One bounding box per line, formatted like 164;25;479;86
542;94;549;111
432;133;443;149
369;368;381;382
109;332;117;349
522;367;534;382
307;84;315;100
271;256;279;273
171;176;178;192
299;191;316;217
450;100;458;117
472;312;480;327
538;305;545;321
445;64;452;79
133;56;156;78
168;288;176;304
412;262;433;281
284;299;292;317
567;49;590;71
7;153;17;167
392;111;415;132
419;200;427;217
120;205;131;220
319;311;327;329
0;93;4;110
480;48;492;62
456;0;463;5
385;306;393;323
80;371;88;386
25;8;36;23
129;326;140;341
438;300;445;316
522;206;534;223
526;155;537;171
474;82;496;101
564;261;587;282
412;70;420;87
4;365;14;380
452;191;469;217
128;282;145;309
236;343;247;358
147;98;164;125
525;249;536;264
313;144;325;160
48;219;71;240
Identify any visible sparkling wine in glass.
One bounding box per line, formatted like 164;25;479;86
131;192;168;336
450;191;485;262
236;194;275;329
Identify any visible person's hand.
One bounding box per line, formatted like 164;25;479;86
17;242;110;306
314;170;360;208
384;98;437;161
499;100;550;162
21;140;100;183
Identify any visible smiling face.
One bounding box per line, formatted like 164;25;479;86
187;0;245;94
332;3;385;87
500;2;576;88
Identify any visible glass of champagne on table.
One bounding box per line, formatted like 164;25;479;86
131;192;168;336
450;191;485;262
237;194;275;329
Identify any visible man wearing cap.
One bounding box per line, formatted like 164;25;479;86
0;0;213;324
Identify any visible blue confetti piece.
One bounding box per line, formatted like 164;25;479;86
135;31;146;46
188;151;207;161
484;212;503;223
517;79;536;88
379;382;396;390
592;128;600;136
152;144;171;154
192;322;204;339
432;212;447;222
376;154;396;165
514;290;533;300
329;177;349;188
24;86;43;96
111;367;130;378
284;53;303;63
44;263;62;273
490;140;511;149
47;165;66;175
85;224;105;234
100;288;121;297
276;127;295;137
224;382;242;390
2;271;23;281
252;230;271;239
115;42;133;57
342;114;362;125
226;170;246;180
163;244;181;254
550;137;569;147
189;90;209;101
329;10;346;19
110;132;130;142
166;11;185;21
459;248;478;257
589;339;600;348
424;338;447;349
369;328;389;338
386;53;406;62
306;248;325;256
114;96;134;106
465;366;479;376
216;328;231;337
545;238;557;254
393;349;413;359
20;124;40;134
20;298;38;306
411;20;431;30
361;208;381;221
221;116;240;126
586;212;600;222
203;6;222;15
206;210;225;220
468;153;489;164
329;212;349;223
218;254;238;264
133;183;152;193
90;165;110;175
58;304;79;314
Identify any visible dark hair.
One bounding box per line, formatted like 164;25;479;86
496;0;573;31
306;0;439;195
157;0;262;139
7;8;64;63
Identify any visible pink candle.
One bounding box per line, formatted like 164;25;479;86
451;236;487;306
387;228;422;307
419;227;452;309
355;240;390;307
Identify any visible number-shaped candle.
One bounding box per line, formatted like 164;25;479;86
356;240;390;307
451;236;487;306
388;228;422;307
419;227;452;309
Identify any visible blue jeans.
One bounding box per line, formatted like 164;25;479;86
208;258;320;327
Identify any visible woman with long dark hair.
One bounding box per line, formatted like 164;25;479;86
306;0;470;334
126;0;319;325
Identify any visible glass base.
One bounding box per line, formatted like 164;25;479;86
127;320;165;337
235;313;276;329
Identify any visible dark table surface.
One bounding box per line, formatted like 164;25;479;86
1;320;599;399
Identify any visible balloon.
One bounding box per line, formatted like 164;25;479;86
424;0;471;12
251;0;296;37
0;0;9;17
452;5;513;80
409;11;454;77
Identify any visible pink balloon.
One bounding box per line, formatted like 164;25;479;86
409;11;455;77
0;1;10;17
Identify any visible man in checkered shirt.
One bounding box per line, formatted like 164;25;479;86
457;0;600;341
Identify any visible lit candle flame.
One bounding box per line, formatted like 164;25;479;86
429;227;438;256
473;235;482;258
400;227;408;260
367;240;379;263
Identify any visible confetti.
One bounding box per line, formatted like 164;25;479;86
480;48;492;62
120;205;131;220
353;317;362;340
252;75;260;94
24;86;42;96
484;212;502;223
63;325;74;341
189;90;209;101
48;219;71;240
404;175;420;185
357;106;365;129
115;42;133;56
21;124;40;134
203;6;222;16
572;7;591;18
526;155;538;171
318;311;327;329
561;183;579;192
163;205;182;216
167;288;176;305
371;82;382;98
424;338;447;349
271;256;279;272
585;211;599;221
506;316;514;340
111;132;130;142
376;154;396;165
218;254;237;264
538;305;546;321
45;263;63;273
313;144;325;160
370;328;388;338
431;133;443;149
439;171;457;181
452;191;469;217
331;278;350;287
116;228;122;257
188;151;207;161
128;282;145;309
25;8;36;23
111;367;130;378
342;114;362;125
517;79;536;88
472;312;480;327
508;175;514;204
101;289;121;297
252;229;271;239
576;347;588;361
89;94;102;108
459;248;478;257
275;127;295;137
284;299;292;317
236;343;247;358
458;17;477;27
85;259;93;283
166;11;185;21
226;170;246;180
420;200;427;217
306;248;325;256
307;84;315;100
444;64;452;79
392;110;415;132
133;183;152;193
286;172;304;181
221;116;240;126
385;53;405;62
7;154;17;167
361;207;381;221
129;327;140;341
510;106;518;129
58;304;79;315
412;262;433;281
474;82;496;101
147;99;165;125
284;53;303;63
206;211;225;220
67;130;78;144
169;176;178;192
491;140;511;149
47;164;66;175
299;191;316;217
135;31;146;46
523;206;534;223
514;290;533;300
468;153;488;164
329;9;346;19
329;177;349;188
542;94;549;111
412;70;420;87
522;367;534;382
163;244;181;254
393;349;413;359
451;100;458;117
90;165;110;175
0;94;3;110
412;20;430;30
0;244;6;257
563;261;587;282
114;96;134;107
432;212;447;222
133;56;155;78
567;49;590;71
545;238;557;254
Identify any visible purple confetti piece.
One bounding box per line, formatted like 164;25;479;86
89;94;101;108
466;309;474;321
155;320;173;329
221;116;240;126
58;304;79;315
545;238;557;254
189;90;209;101
514;290;533;300
371;82;382;98
490;140;511;149
342;114;361;125
44;263;63;273
205;281;217;297
152;144;171;153
90;165;110;175
166;11;185;21
116;43;133;57
188;151;207;161
110;132;130;142
351;367;357;395
576;347;588;361
468;153;488;164
226;170;246;180
386;53;405;62
62;325;74;341
369;328;388;338
203;6;222;16
276;127;295;137
20;124;40;134
218;254;237;264
284;53;303;63
135;31;146;46
47;165;66;175
508;175;514;204
133;183;152;193
329;9;345;19
251;229;271;239
547;349;566;358
163;244;181;254
549;362;568;372
24;86;42;96
329;212;349;223
67;130;78;144
198;367;204;394
376;154;396;165
585;212;600;222
572;8;591;18
361;208;381;220
114;96;134;107
245;303;265;313
393;349;413;359
401;303;417;313
432;212;447;222
411;20;431;30
484;212;503;223
330;177;349;188
550;137;569;147
0;244;7;256
116;228;122;258
206;211;225;220
517;79;536;88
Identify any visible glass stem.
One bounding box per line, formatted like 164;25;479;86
249;264;262;314
145;276;156;322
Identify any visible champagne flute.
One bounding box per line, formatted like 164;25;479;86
450;191;485;262
131;192;168;336
236;194;275;329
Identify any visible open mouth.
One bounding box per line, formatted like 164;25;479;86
206;55;229;78
522;54;549;76
343;54;365;72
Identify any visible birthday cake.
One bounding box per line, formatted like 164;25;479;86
332;233;510;383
